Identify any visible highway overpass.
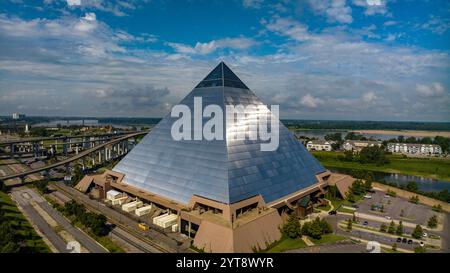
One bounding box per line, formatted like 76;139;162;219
0;131;147;181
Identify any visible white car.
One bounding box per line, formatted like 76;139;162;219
420;242;425;247
384;195;390;198
364;195;372;199
385;216;391;220
422;232;428;237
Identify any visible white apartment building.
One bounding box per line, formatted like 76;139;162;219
387;143;442;155
342;140;382;152
306;140;334;151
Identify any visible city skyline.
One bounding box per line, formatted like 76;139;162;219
1;0;449;122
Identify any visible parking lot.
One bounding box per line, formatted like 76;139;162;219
357;190;435;226
326;189;449;252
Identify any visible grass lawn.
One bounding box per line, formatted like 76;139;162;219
264;236;307;253
316;201;331;212
312;151;450;181
338;207;356;214
309;234;346;245
0;191;50;252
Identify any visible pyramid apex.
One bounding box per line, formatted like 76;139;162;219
195;62;249;89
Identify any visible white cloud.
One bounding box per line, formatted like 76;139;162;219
66;0;81;6
416;83;445;97
308;0;353;24
83;12;96;21
352;0;389;16
242;0;264;9
265;17;312;41
168;37;256;55
383;20;397;26
419;16;450;35
300;94;324;108
362;91;377;103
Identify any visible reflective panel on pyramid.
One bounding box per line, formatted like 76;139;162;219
113;62;326;205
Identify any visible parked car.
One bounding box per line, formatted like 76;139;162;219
407;239;413;244
402;238;407;243
420;242;425;247
396;237;402;243
368;189;376;193
384;194;390;198
385;216;391;220
422;232;428;237
363;220;369;226
363;195;372;199
352;204;359;208
328;210;337;215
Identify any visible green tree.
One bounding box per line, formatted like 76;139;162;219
396;221;403;235
409;195;419;204
414;246;426;253
346;218;352;231
0;241;20;253
343;150;354;162
427;215;438;228
35;180;49;194
282;213;302;239
346;192;355;203
432;204;443;213
388;221;396;234
412;225;423;239
324;133;342;142
406;181;418;192
71;164;84;186
379;223;387;232
359;146;389;165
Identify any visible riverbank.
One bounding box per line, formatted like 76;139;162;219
311;151;450;181
350;130;450;138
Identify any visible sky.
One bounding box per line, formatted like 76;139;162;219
0;0;449;121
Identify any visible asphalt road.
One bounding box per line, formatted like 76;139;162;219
11;189;68;253
38;199;107;253
11;187;107;253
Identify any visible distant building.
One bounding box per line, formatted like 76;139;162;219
387;143;442;155
306;140;334;151
343;140;381;152
12;113;25;120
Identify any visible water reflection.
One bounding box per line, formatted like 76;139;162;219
329;167;450;193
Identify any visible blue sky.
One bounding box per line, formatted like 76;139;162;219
0;0;449;121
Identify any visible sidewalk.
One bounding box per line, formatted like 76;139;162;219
349;237;414;253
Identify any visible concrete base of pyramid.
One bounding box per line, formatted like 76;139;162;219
73;169;354;253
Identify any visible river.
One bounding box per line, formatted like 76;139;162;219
329;167;450;193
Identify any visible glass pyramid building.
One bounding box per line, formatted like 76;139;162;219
113;62;326;205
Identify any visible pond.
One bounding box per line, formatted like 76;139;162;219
329;167;450;193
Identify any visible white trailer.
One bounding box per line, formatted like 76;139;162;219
159;214;178;228
135;205;152;217
152;213;169;225
106;189;122;201
154;213;178;228
112;196;128;206
171;224;179;232
122;200;143;212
